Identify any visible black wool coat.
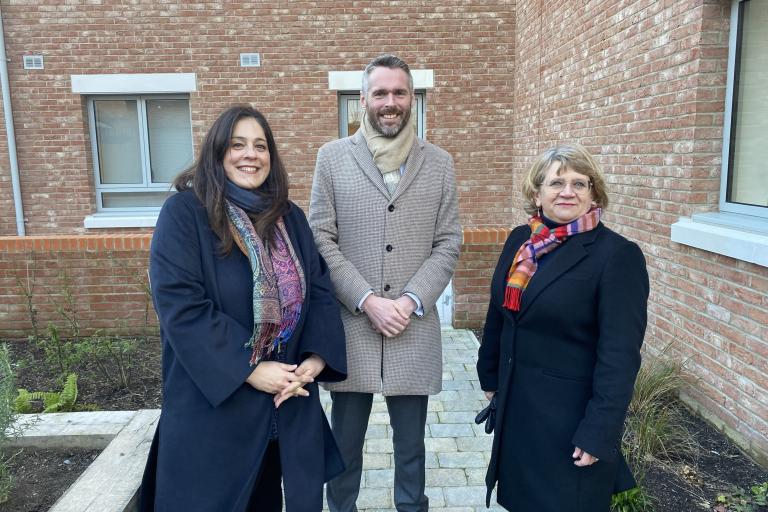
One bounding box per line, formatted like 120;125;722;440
477;222;649;512
139;190;347;512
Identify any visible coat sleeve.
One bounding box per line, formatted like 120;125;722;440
309;144;375;313
476;229;523;392
150;194;253;408
571;240;649;462
401;152;462;310
477;300;503;392
289;206;347;383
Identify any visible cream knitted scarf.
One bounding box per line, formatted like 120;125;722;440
359;110;416;177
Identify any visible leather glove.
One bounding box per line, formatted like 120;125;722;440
474;395;497;434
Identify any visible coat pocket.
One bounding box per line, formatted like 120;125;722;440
541;367;592;383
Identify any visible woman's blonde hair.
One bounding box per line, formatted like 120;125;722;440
521;143;609;216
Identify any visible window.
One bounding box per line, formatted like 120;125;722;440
670;0;768;267
87;95;193;211
721;0;768;217
338;92;426;139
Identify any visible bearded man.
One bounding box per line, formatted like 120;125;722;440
309;54;461;512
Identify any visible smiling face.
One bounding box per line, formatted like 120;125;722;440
361;66;414;137
223;117;271;190
535;162;594;224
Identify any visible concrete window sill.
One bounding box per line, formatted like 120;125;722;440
671;212;768;268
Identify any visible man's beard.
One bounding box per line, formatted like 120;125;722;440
366;105;411;137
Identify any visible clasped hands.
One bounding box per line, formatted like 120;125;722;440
363;294;416;337
245;354;326;408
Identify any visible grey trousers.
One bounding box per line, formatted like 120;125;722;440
326;392;429;512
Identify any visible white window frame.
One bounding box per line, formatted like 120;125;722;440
86;94;192;213
719;0;766;218
670;0;768;268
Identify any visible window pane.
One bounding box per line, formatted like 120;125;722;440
93;100;142;184
147;99;193;183
101;191;173;208
347;98;362;136
729;0;768;208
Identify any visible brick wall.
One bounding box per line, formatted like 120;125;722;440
0;0;766;463
509;0;768;463
0;0;515;235
0;235;155;340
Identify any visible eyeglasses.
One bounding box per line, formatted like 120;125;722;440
542;179;592;193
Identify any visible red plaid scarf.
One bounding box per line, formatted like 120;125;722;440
503;208;601;311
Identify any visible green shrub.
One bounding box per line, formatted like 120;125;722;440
36;324;83;383
75;333;138;390
715;482;768;511
0;344;18;503
611;485;654;512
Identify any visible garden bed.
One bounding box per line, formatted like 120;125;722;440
4;334;768;511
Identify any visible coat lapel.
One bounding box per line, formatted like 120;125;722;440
391;138;425;201
349;130;391;199
515;224;603;318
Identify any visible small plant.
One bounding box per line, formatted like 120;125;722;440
36;324;82;383
53;269;81;339
622;350;696;472
14;373;79;413
715;482;768;512
16;254;40;342
76;333;138;390
0;344;19;503
611;485;654;512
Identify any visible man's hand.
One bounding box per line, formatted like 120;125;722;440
394;295;418;318
363;295;410;337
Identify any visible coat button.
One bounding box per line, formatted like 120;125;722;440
386;244;393;252
384;284;391;291
388;204;395;212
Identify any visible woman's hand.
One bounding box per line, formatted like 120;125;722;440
273;354;327;408
484;391;496;401
246;362;304;394
572;446;599;466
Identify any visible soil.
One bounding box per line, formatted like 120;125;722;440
4;334;768;511
1;448;100;512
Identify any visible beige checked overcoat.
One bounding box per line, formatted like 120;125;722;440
309;130;461;395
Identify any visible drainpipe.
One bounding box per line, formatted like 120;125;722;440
0;6;25;235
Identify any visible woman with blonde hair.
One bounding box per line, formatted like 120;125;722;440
477;143;649;511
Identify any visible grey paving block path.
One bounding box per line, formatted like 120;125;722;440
320;329;505;512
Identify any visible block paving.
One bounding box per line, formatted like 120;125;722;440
320;329;504;511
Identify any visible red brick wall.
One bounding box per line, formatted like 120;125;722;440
0;235;155;340
0;0;766;463
0;1;515;235
509;0;768;463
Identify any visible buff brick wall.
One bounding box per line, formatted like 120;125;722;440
0;0;766;464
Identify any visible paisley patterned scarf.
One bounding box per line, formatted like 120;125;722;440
503;208;601;311
225;187;305;365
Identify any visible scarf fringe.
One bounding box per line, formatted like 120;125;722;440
503;287;522;312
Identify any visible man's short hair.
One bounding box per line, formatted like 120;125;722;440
362;54;414;96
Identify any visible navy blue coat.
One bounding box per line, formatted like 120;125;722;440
477;223;649;512
140;190;347;512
